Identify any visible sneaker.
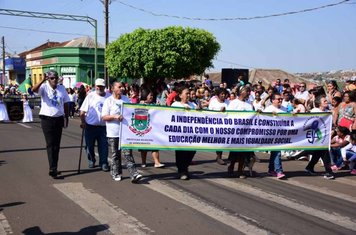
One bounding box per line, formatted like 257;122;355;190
154;163;165;168
297;156;308;161
323;173;335;180
113;174;122;181
331;165;338;171
350;169;356;175
238;174;247;179
131;174;143;183
216;157;226;165
180;174;189;180
305;168;317;176
291;150;303;157
48;169;58;178
276;172;286;179
268;170;277;177
88;162;96;168
141;164;147;168
101;164;109;172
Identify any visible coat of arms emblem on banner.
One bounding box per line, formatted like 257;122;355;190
129;108;152;136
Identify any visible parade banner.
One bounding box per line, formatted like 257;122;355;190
120;104;332;152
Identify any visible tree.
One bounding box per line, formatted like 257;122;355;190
106;26;220;84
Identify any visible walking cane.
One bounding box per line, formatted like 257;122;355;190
78;128;84;174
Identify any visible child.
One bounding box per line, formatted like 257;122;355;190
330;126;350;171
341;133;356;175
22;94;33;122
0;93;9;122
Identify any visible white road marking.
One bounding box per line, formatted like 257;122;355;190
270;177;356;204
206;178;356;232
334;177;356;187
144;180;269;235
54;183;154;235
0;212;13;235
17;123;31;129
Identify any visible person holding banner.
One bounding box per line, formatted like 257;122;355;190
264;93;287;179
208;88;230;165
227;85;254;178
304;95;335;179
102;81;143;183
139;88;165;168
171;86;200;180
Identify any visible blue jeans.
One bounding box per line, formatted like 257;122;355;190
85;125;108;166
345;151;356;170
269;151;283;173
330;147;344;167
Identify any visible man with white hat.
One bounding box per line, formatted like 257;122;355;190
80;78;111;171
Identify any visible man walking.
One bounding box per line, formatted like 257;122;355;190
80;78;111;171
32;70;70;178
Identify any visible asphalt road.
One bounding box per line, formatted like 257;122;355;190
0;112;355;235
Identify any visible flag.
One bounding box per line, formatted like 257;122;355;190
18;77;32;94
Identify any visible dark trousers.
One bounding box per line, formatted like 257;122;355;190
40;116;64;171
306;150;333;174
175;150;196;173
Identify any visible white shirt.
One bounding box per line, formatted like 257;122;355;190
80;91;111;126
171;101;196;109
264;105;287;113
38;83;70;117
295;90;309;102
102;95;130;138
208;98;229;111
310;107;329;113
252;100;264;111
227;99;253;111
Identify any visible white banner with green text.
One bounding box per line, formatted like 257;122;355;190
120;104;332;152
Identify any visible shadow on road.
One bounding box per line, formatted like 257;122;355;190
0;160;6;166
0;201;25;212
0;146;82;154
22;224;109;235
52;168;102;180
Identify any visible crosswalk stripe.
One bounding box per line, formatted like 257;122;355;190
334;178;356;187
54;183;154;235
144;180;270;235
0;212;13;235
206;178;356;232
270;177;356;204
17;123;31;129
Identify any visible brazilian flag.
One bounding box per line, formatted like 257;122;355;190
18;77;32;94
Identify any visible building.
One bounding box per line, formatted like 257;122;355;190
26;36;105;87
0;55;26;85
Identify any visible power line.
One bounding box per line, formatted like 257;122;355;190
0;25;87;36
0;25;117;39
115;0;350;21
215;59;256;69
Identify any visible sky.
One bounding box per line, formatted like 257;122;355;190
0;0;355;73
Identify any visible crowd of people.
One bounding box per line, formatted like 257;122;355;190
0;83;33;122
4;72;356;182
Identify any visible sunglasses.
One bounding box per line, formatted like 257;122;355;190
48;77;58;80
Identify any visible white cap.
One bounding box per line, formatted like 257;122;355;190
95;78;105;86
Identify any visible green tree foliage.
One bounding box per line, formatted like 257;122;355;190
106;26;220;83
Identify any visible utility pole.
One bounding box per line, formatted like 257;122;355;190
1;36;5;85
103;0;110;87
